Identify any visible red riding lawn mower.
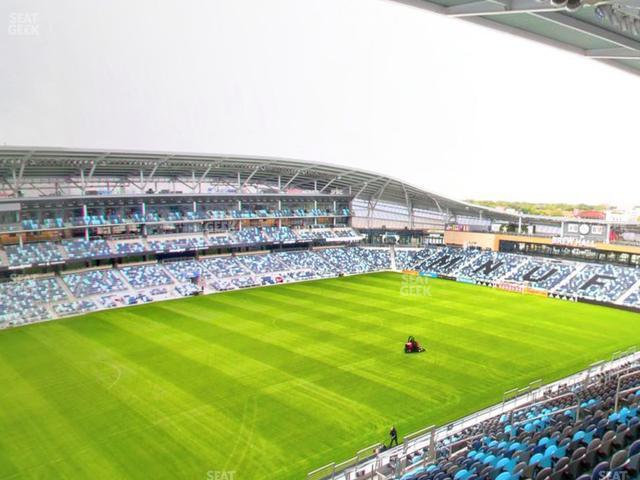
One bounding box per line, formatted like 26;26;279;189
404;336;425;354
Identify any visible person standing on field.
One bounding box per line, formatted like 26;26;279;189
389;425;398;447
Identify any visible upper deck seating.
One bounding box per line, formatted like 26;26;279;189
5;242;65;267
62;239;112;260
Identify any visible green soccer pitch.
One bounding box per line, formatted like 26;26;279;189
1;272;639;480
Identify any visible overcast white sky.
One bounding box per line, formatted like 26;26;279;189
1;0;638;206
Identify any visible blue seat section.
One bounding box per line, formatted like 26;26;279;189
274;251;336;276
175;283;200;296
6;245;640;329
554;264;640;303
399;246;640;307
212;227;358;247
5;242;65;267
281;270;316;282
52;300;98;316
200;257;249;278
121;293;153;305
5;207;354;236
236;254;288;274
624;292;640;307
164;260;212;283
207;233;237;247
120;264;174;288
230;276;260;289
113;240;147;255
396;247;437;270
415;247;482;276
62;239;112;260
235;228;270;245
0;277;67;325
506;260;576;290
319;247;390;273
458;252;528;282
295;229;327;241
148;236;208;253
0;246;398;325
63;270;127;297
0;227;363;267
264;226;297;243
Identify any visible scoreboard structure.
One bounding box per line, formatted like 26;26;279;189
560;222;608;244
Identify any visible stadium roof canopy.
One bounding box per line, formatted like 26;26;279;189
2;147;639;226
0;146;521;222
391;0;640;76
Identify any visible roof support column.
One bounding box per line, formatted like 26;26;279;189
80;169;86;195
408;202;414;230
333;200;337;227
141;201;147;237
11;153;30;196
83;204;89;241
197;165;212;193
401;184;414;230
314;199;318;225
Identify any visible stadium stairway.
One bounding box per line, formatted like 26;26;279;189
55;243;67;260
56;274;77;301
619;278;640;305
161;262;186;284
